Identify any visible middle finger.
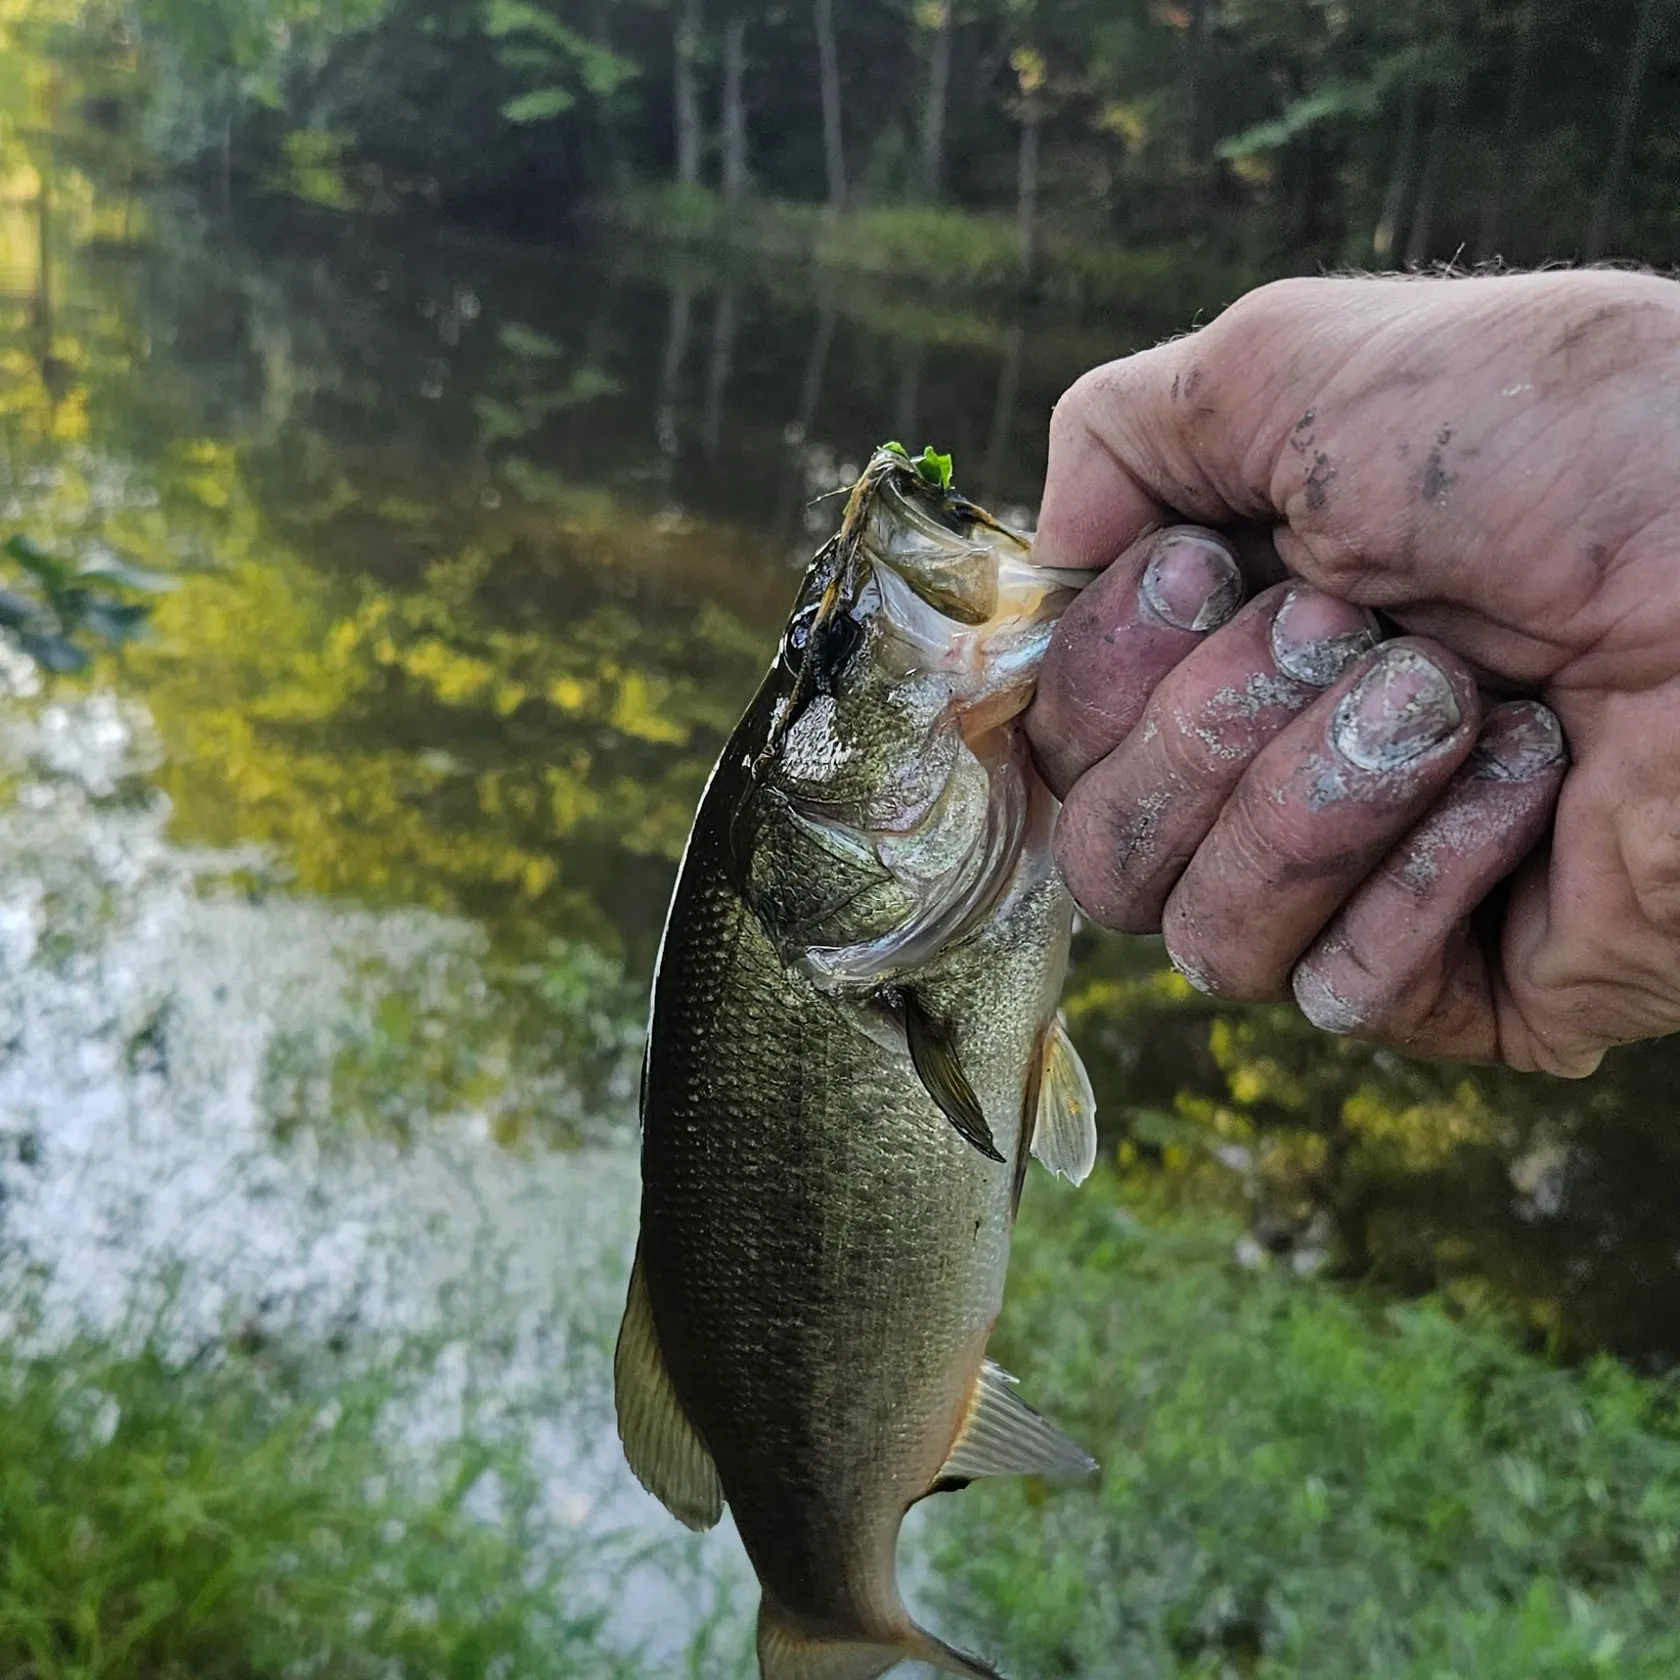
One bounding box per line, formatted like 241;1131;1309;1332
1054;581;1379;933
1162;638;1483;1000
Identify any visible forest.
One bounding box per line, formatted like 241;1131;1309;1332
5;2;1680;1674
20;0;1680;292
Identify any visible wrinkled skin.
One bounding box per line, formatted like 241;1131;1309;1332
1025;270;1680;1077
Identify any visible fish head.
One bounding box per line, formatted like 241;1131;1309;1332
734;447;1083;986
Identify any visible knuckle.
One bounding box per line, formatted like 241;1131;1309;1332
1622;806;1680;937
1054;781;1168;935
1208;277;1326;357
1160;900;1270;1001
1050;359;1129;440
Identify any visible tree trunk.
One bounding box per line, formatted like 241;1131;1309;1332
32;154;52;358
1586;0;1664;260
774;303;838;544
795;303;836;440
813;0;846;208
593;0;631;190
1016;108;1040;288
1183;0;1216;164
1404;85;1456;268
1372;0;1422;262
720;13;749;201
656;281;693;463
893;342;924;444
981;323;1023;503
1371;81;1419;262
1474;0;1535;262
674;0;704;187
702;289;738;454
917;1;954;200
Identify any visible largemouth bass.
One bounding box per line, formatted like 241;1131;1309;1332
615;444;1099;1680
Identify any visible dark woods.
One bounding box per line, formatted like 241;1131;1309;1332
53;0;1680;275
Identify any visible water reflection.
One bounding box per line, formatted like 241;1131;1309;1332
3;91;1679;1555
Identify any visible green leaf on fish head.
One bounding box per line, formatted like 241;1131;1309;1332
877;440;956;493
915;446;955;491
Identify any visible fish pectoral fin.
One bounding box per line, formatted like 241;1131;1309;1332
758;1600;1007;1680
1029;1014;1098;1186
935;1358;1098;1485
903;991;1003;1163
612;1248;724;1532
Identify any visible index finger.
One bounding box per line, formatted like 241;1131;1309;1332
1035;341;1248;572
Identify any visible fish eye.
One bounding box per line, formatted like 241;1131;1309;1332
810;609;863;691
787;603;818;653
780;600;862;690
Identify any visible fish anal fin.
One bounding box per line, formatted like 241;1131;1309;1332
935;1358;1097;1486
758;1599;1006;1680
612;1247;724;1531
903;991;1003;1163
1029;1014;1098;1186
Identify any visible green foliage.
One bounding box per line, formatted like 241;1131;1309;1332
1;535;170;675
0;1330;635;1678
483;0;636;127
932;1176;1680;1678
599;185;1251;310
271;126;359;206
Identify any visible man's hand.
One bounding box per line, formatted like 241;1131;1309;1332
1025;270;1680;1077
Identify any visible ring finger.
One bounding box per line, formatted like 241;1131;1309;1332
1053;581;1380;933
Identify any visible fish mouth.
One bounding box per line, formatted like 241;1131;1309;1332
861;513;1083;734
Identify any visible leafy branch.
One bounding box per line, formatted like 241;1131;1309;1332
0;537;175;675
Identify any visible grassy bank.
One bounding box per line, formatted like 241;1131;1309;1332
0;1329;638;1679
595;184;1253;318
934;1174;1680;1679
10;1183;1677;1679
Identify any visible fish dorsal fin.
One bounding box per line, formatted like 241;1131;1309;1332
613;1247;724;1531
903;992;1003;1163
1029;1015;1098;1186
758;1600;1007;1680
936;1359;1097;1485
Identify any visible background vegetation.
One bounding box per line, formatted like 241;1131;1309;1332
5;0;1680;1674
16;0;1680;292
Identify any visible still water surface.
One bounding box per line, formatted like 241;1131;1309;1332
3;158;1680;1662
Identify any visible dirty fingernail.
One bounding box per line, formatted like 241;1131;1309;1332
1332;645;1461;771
1470;702;1566;781
1139;531;1243;632
1269;586;1380;686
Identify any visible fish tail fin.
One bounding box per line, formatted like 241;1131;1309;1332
904;1624;1010;1680
757;1600;1007;1680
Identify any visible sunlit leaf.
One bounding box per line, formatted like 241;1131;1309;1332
80;601;154;644
502;86;574;123
78;562;181;594
0;589;40;630
17;632;89;673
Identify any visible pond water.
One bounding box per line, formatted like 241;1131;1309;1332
3;126;1680;1672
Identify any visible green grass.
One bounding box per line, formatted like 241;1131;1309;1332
0;1328;636;1679
595;183;1250;316
10;1183;1679;1680
931;1174;1680;1679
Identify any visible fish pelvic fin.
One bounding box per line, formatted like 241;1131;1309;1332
936;1359;1098;1486
612;1245;724;1531
757;1600;1007;1680
1029;1014;1098;1186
